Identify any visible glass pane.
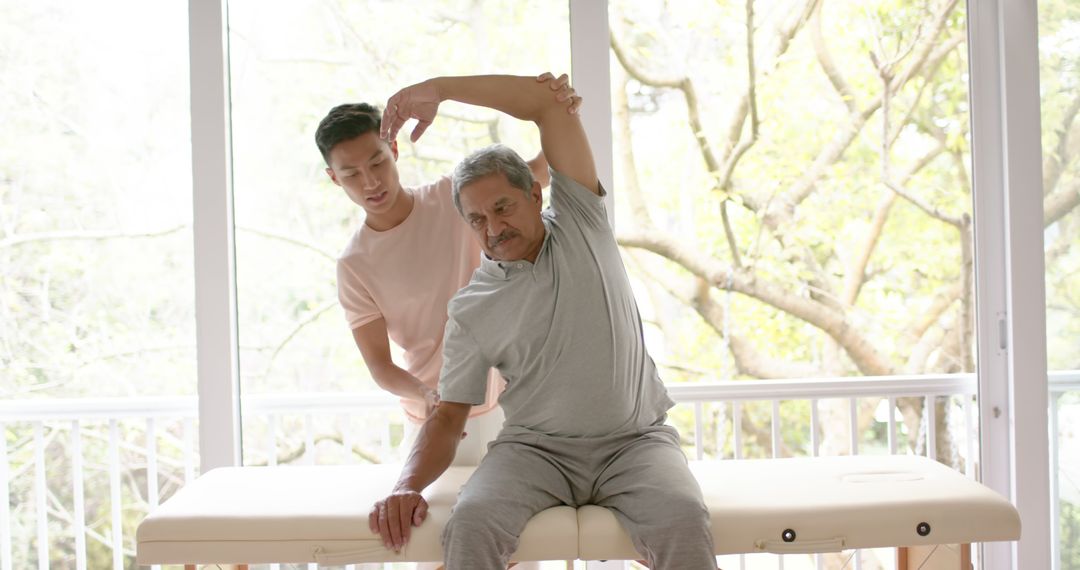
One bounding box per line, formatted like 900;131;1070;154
228;0;570;467
610;0;975;476
0;1;194;567
1038;0;1080;567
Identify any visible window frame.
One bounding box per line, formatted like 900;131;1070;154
187;0;1051;567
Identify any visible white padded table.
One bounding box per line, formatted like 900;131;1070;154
136;455;1020;567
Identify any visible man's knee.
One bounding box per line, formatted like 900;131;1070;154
444;494;513;539
442;494;525;567
447;496;490;527
646;487;710;531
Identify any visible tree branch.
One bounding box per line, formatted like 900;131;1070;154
251;432;382;466
720;202;743;268
611;44;741;262
74;345;195;370
691;279;822;379
259;300;340;381
763;2;963;229
903;282;962;346
843;142;946;304
721;0;819;164
611;0;818;211
714;0;764;191
1043;94;1080;195
884;178;963;227
812;0;858;113
609;35;720;180
959;217;975;372
237;226;338;262
611;66;654;227
0;225;186;249
1045;179;1080;227
618;231;895;376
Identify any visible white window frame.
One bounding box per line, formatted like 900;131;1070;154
188;1;1053;567
968;0;1050;568
190;0;242;471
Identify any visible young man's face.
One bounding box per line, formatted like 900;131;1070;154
459;172;545;263
325;131;403;218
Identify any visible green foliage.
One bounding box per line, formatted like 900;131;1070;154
1062;499;1080;570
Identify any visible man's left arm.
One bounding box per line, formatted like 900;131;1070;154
382;74;597;195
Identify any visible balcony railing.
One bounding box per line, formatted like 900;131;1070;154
1;371;1077;570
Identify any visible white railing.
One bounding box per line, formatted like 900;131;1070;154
1048;370;1080;570
1;371;1077;570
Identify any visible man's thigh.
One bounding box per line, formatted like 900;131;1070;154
592;426;706;521
454;437;575;525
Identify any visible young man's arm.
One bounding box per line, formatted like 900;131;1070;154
382;73;598;195
352;319;439;415
368;401;470;552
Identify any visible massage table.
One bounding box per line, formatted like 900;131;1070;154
136;454;1020;568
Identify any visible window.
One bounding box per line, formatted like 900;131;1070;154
0;1;194;567
1039;1;1080;567
610;0;975;456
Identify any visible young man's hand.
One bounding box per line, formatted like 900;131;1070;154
536;72;583;114
419;388;468;439
382;80;442;143
421;386;441;418
383;73;583;145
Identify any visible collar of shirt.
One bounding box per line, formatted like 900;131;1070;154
478;217;553;280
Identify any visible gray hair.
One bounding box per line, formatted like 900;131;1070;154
452;144;534;215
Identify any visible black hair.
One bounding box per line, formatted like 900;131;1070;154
314;103;382;164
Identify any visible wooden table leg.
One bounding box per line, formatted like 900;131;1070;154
897;544;972;569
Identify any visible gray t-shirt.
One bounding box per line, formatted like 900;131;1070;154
438;169;674;438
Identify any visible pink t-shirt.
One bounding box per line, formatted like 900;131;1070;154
336;176;503;422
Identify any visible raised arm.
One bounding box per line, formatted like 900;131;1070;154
368;401;470;552
382;74;599;195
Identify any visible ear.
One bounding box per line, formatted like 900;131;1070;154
325;167;341;187
389;139;399;161
530;180;542;204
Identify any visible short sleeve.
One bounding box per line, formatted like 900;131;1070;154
336;258;381;330
548;168;610;230
438;316;491;405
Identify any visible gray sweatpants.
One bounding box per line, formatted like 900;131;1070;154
441;422;715;569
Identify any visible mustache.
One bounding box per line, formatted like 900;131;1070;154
487;230;519;248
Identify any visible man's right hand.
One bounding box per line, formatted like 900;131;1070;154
369;488;429;553
367;401;470;552
536;72;583;114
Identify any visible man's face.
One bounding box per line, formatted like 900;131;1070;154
459;172;545;263
325;131;402;217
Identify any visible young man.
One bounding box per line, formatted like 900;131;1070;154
369;74;716;569
315;78;580;465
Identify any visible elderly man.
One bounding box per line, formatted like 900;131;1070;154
370;73;716;570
